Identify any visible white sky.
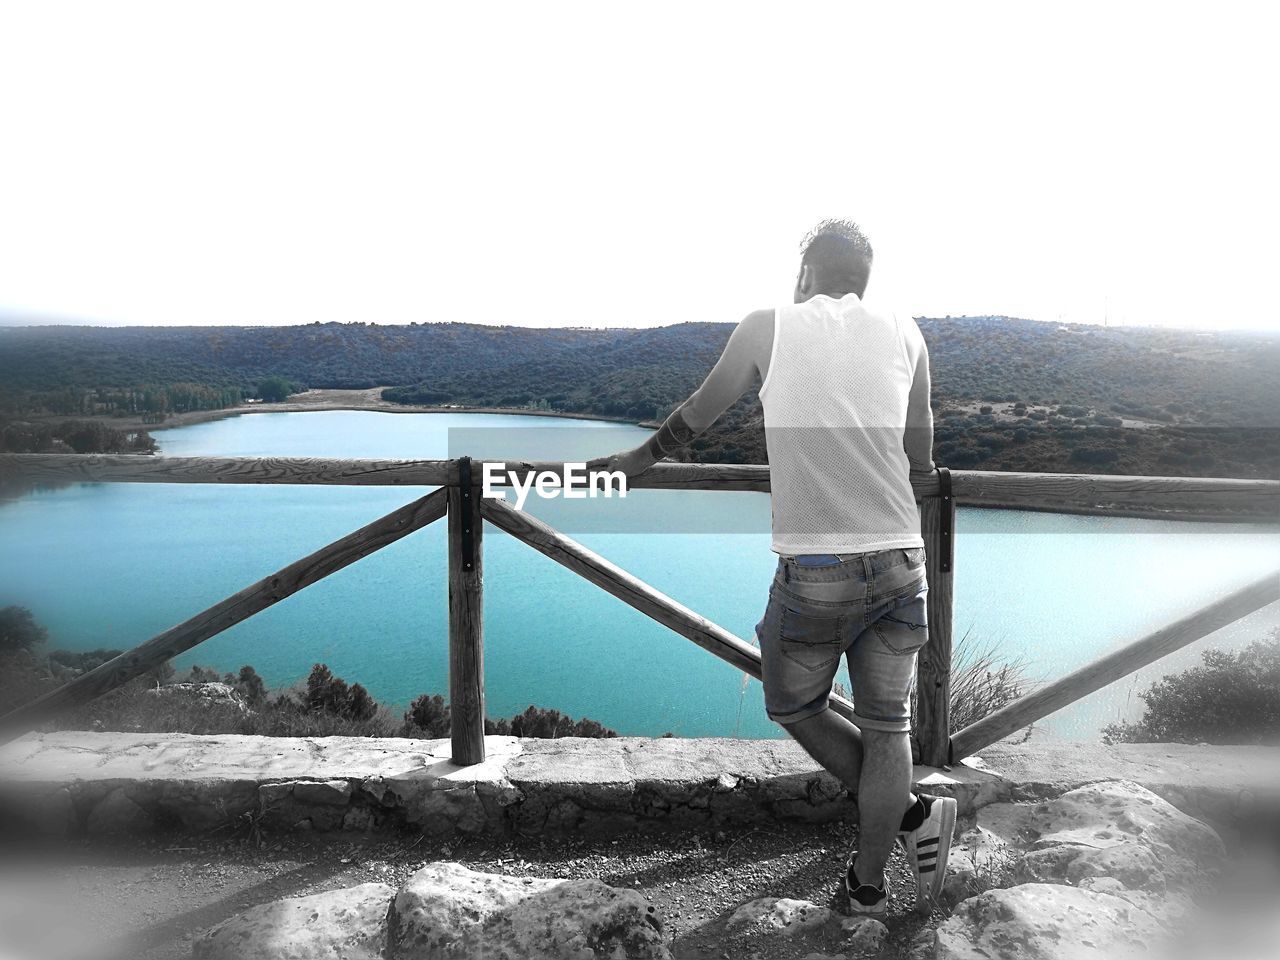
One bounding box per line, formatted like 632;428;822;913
1;1;1277;331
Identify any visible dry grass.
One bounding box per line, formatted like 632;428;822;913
940;629;1031;732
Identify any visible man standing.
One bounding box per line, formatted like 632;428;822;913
593;219;956;915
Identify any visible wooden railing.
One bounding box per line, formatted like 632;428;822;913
1;453;1277;767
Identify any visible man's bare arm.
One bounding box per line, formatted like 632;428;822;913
904;336;936;478
593;310;773;477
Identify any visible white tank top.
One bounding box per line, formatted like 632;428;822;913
758;293;925;556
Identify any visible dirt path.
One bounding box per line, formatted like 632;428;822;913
0;823;939;960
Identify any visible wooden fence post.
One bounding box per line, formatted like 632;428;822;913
915;468;956;767
448;456;486;765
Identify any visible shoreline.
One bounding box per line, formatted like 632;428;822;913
26;387;663;435
8;392;1274;524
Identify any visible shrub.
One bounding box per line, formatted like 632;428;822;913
303;663;377;721
1070;446;1120;465
232;665;267;706
1102;630;1280;745
0;650;55;714
0;606;47;653
256;376;295;403
486;705;618;739
404;693;450;736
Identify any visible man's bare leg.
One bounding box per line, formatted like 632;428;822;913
852;728;914;883
783;708;866;793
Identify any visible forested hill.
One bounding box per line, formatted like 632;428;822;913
0;322;633;400
4;317;1277;422
2;317;1277;477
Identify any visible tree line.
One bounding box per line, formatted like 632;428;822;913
3;317;1277;478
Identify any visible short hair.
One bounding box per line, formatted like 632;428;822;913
799;219;873;288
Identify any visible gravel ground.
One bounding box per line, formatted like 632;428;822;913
0;822;944;960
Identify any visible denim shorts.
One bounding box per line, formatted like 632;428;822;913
754;547;929;732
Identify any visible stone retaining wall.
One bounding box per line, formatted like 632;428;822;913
0;731;1274;840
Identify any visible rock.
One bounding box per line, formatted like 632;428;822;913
724;898;882;957
259;782;293;805
406;783;489;835
1076;876;1124;896
963;779;1225;919
1020;840;1168;891
726;897;835;937
387;862;669;959
907;926;936;960
87;787;154;836
841;917;887;957
935;883;1165;960
145;681;249;712
293;780;352;806
342;806;375;832
157;779;258;832
193;882;394;960
713;772;739;792
544;798;583;831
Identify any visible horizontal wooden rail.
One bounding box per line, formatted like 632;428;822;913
0;488;449;739
479;495;861;724
4;454;1277;519
949;470;1279;519
0;455;781;493
950;571;1280;759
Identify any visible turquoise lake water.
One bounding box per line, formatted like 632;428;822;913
1;409;1276;740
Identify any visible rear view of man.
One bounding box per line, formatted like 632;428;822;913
594;219;956;914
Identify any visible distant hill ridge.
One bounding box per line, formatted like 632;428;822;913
3;317;1276;426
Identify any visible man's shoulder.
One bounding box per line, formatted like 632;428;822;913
884;307;925;347
735;308;775;348
735;309;776;379
740;308;775;331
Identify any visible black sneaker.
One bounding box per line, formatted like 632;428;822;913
898;793;957;912
844;856;888;916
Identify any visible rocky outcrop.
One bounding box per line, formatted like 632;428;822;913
934;883;1164;960
922;780;1225;959
194;864;671;960
943;780;1222;916
387;862;669;959
193;882;394;960
176;778;1224;960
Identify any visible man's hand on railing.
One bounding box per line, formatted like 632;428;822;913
909;463;939;483
585;446;659;491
